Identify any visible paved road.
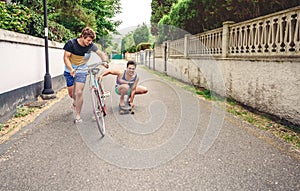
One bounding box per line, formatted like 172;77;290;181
0;60;299;191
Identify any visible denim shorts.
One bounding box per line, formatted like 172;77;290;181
64;71;87;87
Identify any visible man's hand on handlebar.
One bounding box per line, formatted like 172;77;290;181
103;61;109;68
98;74;103;83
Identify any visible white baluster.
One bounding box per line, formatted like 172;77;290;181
294;11;300;52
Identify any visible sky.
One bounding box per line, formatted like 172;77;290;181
113;0;152;31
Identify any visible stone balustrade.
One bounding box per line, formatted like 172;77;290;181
160;6;300;59
228;7;300;57
169;38;184;56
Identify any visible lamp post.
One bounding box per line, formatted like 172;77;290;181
41;0;55;99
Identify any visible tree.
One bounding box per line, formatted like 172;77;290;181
82;0;122;38
150;0;178;35
97;33;113;51
132;23;149;45
121;32;135;53
157;15;171;43
169;0;203;34
154;0;300;38
9;0;122;42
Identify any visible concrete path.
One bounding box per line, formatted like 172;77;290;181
0;60;299;191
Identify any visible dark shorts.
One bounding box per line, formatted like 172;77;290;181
64;71;87;87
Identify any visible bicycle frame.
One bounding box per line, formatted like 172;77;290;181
75;63;108;137
88;68;107;114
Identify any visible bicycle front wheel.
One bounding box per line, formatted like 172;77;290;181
91;88;106;137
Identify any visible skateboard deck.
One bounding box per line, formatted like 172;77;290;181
119;104;134;115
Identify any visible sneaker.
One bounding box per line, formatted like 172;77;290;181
74;118;83;124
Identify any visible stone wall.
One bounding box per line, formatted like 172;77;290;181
0;29;65;122
149;56;300;125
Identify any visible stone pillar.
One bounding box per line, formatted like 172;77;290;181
222;21;235;58
184;34;191;58
145;49;149;66
148;49;152;69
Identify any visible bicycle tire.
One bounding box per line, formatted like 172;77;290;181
91;88;106;137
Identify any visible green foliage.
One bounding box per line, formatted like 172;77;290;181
13;0;44;13
150;0;178;35
97;33;114;52
157;15;171;43
121;24;155;53
1;0;121;44
152;0;300;38
0;2;31;33
121;32;135;53
196;89;212;99
27;9;44;38
155;0;191;42
227;96;237;106
14;106;34;118
133;23;150;46
48;21;75;42
136;43;152;51
126;45;137;53
48;2;95;35
82;0;122;38
169;0;203;34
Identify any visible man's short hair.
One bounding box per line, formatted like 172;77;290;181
127;60;136;68
80;27;96;40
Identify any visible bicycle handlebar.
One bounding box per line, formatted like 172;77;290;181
74;62;104;71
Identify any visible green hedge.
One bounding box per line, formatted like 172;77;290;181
48;21;75;42
136;42;152;51
0;2;75;42
0;2;31;33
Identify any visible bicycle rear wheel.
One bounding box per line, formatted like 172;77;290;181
91;88;106;137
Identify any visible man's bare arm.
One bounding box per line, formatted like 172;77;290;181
98;70;122;81
129;77;139;107
95;50;109;68
64;51;75;76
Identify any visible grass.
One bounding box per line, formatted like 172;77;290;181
0;88;69;144
141;66;300;149
14;106;35;118
225;99;300;148
0;106;35;139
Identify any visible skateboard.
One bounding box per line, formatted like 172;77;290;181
119;103;135;115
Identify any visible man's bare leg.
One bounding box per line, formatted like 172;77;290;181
135;85;148;94
74;82;85;120
67;85;77;111
118;84;130;107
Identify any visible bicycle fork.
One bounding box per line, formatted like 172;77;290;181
90;75;110;115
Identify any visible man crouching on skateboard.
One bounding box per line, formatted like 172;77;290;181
98;60;148;110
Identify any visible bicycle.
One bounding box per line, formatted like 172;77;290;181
74;62;110;137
